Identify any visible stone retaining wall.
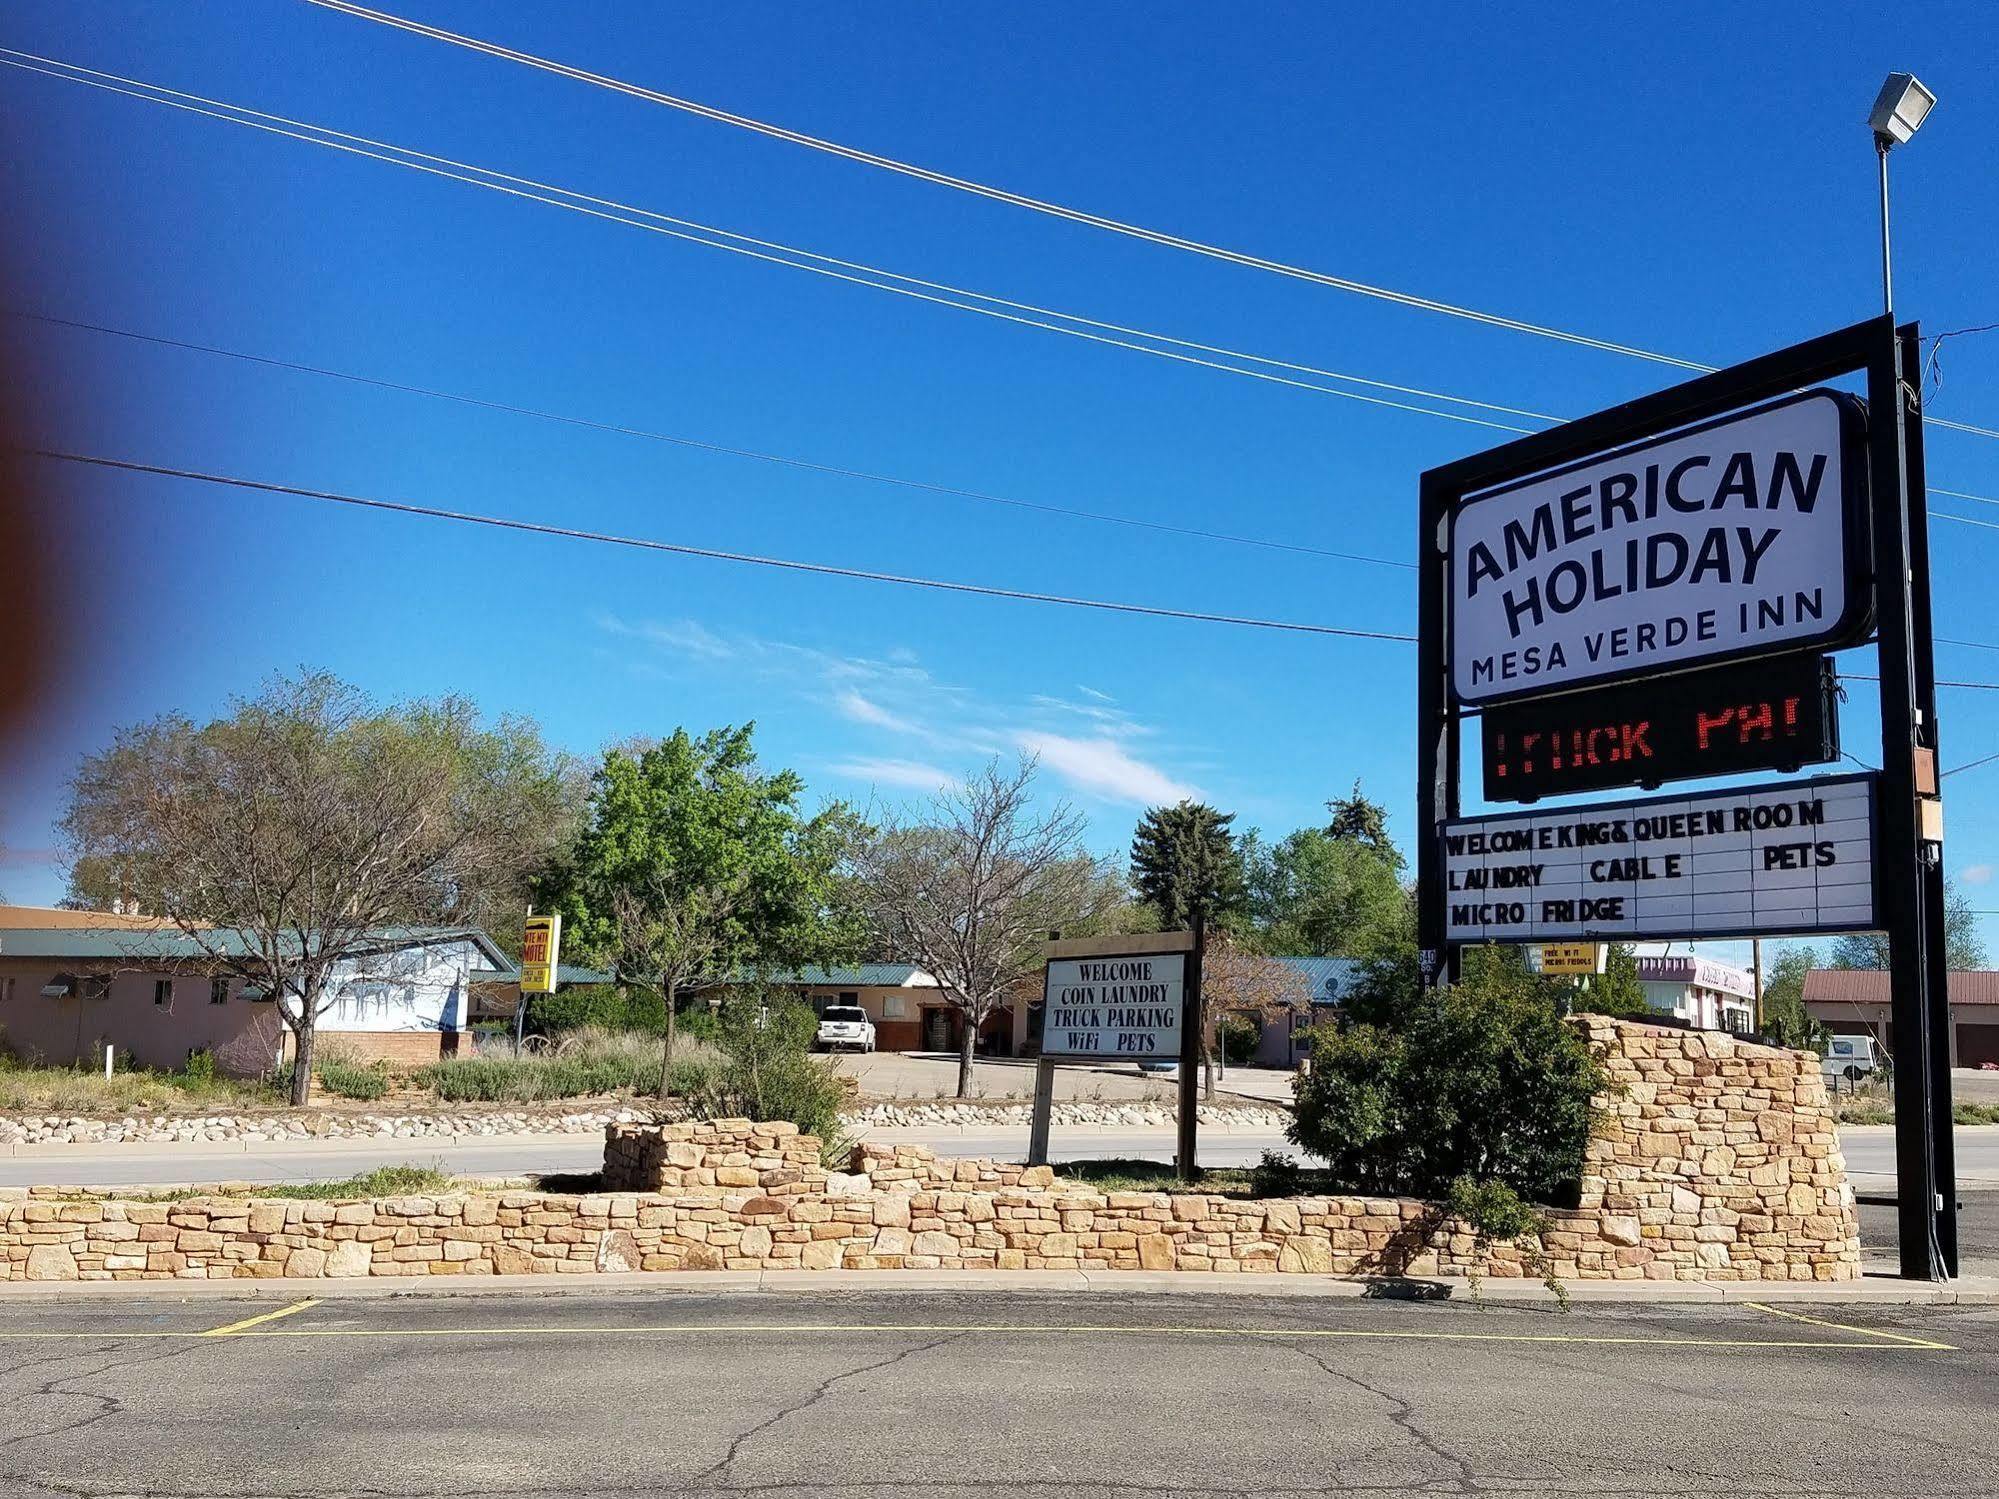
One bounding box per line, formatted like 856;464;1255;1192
0;1021;1861;1283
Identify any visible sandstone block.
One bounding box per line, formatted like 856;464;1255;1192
325;1241;372;1278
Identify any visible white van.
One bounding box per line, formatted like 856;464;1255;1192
1822;1034;1880;1084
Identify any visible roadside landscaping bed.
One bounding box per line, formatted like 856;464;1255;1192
1833;1096;1999;1126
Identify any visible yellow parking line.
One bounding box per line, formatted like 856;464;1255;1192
1741;1301;1956;1351
198;1299;322;1337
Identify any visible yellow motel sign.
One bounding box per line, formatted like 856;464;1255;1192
1535;942;1602;977
520;914;562;995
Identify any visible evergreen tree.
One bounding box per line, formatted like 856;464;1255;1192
1129;801;1245;932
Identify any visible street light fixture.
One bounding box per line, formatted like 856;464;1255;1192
1868;72;1936;317
1869;72;1937;148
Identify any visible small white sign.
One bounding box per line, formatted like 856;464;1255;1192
1450;391;1863;704
1443;775;1874;942
1041;952;1185;1059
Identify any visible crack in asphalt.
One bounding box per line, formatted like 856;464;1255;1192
683;1330;970;1490
1282;1340;1487;1496
0;1340;208;1455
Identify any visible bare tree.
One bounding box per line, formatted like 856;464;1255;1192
854;757;1112;1097
61;673;577;1104
1202;945;1314;1088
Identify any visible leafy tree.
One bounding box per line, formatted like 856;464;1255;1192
683;989;849;1147
546;725;863;1097
1325;782;1400;866
1760;945;1828;1052
1289;949;1602;1203
852;757;1113;1097
1241;826;1412;960
1129;801;1245;932
1571;944;1652;1019
61;671;573;1103
1830;879;1987;971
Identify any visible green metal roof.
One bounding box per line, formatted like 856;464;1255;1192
0;924;509;969
694;963;935;989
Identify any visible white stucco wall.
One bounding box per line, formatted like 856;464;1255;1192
315;939;480;1034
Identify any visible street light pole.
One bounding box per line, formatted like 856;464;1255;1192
1875;137;1894;317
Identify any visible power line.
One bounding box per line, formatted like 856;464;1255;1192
0;50;1540;436
35;448;1999;691
17;44;1999;497
1943;748;1999;778
26;449;1419;642
41;309;1999;656
301;0;1709;373
302;0;1999;448
20;310;1415;572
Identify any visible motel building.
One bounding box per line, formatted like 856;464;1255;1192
0;904;507;1072
1631;950;1757;1034
1802;968;1999;1069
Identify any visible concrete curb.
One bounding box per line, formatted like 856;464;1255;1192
0;1268;1990;1306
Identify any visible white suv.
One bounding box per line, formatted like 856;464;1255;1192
815;1005;876;1053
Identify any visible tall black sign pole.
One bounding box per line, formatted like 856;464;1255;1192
1870;325;1955;1279
1903;323;1951;1271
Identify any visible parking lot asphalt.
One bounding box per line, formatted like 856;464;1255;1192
0;1288;1990;1497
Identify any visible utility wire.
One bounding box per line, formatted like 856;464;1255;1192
15;46;1999;473
25;449;1419;642
37;449;1999;687
300;0;1708;373
20;310;1415;571
301;0;1999;446
39;309;1999;621
0;50;1541;436
1942;748;1999;778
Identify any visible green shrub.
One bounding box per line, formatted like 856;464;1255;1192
316;1058;390;1102
683;991;847;1141
1250;1150;1301;1197
526;985;668;1037
181;1050;217;1086
1289;947;1602;1205
412;1028;718;1102
1217;1014;1260;1066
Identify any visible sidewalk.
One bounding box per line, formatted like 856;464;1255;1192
0;1267;1991;1305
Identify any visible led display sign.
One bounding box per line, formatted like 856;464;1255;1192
1480;654;1837;803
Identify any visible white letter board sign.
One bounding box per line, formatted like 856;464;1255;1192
1450;390;1869;705
1041;952;1185;1059
1443;774;1874;942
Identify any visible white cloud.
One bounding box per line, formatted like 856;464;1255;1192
827;757;958;793
595;614;735;661
835;690;918;735
1076;684;1116;703
1017;731;1196;806
1963;864;1993;886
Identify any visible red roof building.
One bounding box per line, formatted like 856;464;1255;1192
1801;969;1999;1067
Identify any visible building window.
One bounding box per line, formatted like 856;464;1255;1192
210;978;229;1005
80;976;111;1002
839;991;859;1004
883;994;908;1019
153;979;172;1007
0;977;11;1003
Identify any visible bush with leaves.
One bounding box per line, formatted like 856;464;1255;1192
525;985;667;1037
1289;947;1603;1206
683;990;849;1144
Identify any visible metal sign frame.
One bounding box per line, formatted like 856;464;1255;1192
1440;770;1878;944
1418;316;1954;1280
1446;388;1874;707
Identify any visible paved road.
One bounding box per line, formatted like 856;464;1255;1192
2;1122;1994;1190
0;1126;1295;1188
0;1289;1989;1497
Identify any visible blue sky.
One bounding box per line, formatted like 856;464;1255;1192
1;2;1997;967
